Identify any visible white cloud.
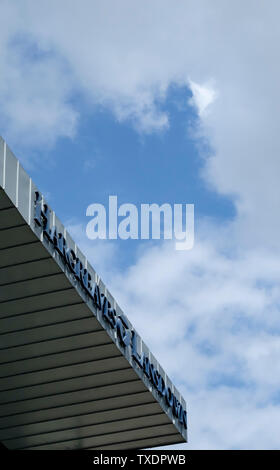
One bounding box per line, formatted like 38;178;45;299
188;80;217;117
1;0;280;449
107;231;280;449
0;10;78;147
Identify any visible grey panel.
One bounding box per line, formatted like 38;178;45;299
0;343;121;377
0;225;37;249
0;330;108;366
0;189;13;210
14;423;177;450
18;166;30;223
0;273;71;302
0;258;61;285
0;390;152;427
0;303;89;333
0;368;138;406
0;241;48;268
0;207;24;230
93;433;184;450
0;317;104;350
0;355;129;391
4;146;17;206
0;402;163;441
0;382;149;423
0;288;81;317
4;414;171;450
0;138;4;188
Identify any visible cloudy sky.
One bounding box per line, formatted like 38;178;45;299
1;0;280;449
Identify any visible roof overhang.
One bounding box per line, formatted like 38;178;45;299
0;137;187;450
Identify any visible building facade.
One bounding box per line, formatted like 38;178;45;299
0;136;187;450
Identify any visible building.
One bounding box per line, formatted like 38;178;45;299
0;136;187;450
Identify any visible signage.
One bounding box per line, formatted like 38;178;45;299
34;192;187;429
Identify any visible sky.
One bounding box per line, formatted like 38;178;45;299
1;0;280;450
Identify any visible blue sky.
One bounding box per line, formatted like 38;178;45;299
1;0;280;450
25;84;235;271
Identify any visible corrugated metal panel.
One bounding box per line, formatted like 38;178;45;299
0;139;187;449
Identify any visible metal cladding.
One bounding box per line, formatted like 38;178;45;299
0;136;187;450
